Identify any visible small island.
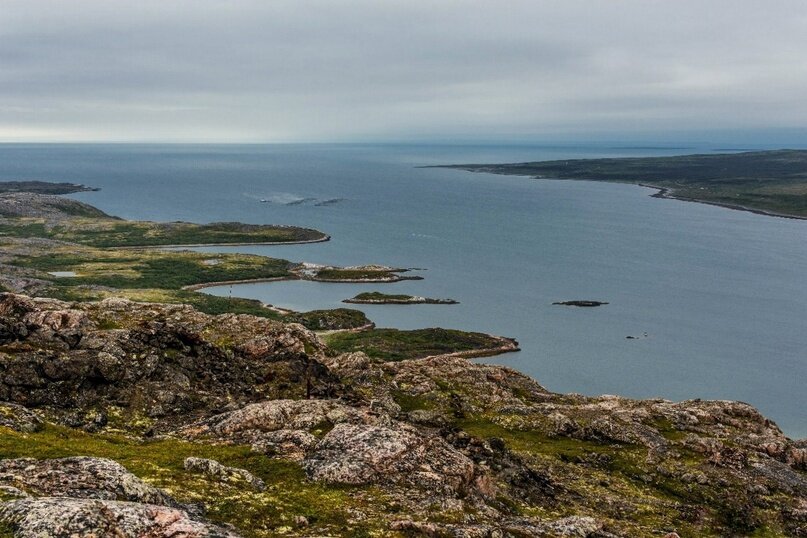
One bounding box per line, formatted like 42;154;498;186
295;263;424;283
553;300;609;307
344;291;458;305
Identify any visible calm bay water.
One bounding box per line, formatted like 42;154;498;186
1;143;805;437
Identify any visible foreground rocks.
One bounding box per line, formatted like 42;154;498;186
303;422;476;494
0;457;176;506
0;498;239;538
0;294;805;537
0;293;337;432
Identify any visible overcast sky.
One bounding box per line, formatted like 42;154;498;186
1;0;806;142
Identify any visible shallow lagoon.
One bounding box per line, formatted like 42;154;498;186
1;143;804;437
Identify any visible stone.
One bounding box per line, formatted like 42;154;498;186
0;497;241;538
303;422;475;494
0;457;176;506
184;457;265;491
0;402;41;433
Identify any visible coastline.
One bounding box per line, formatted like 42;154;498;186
117;235;331;250
181;276;295;291
452;166;807;222
640;184;807;221
419;335;520;361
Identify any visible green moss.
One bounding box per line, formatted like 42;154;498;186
646;418;686;441
393;391;436;413
0;424;389;536
288;308;370;331
0;521;15;538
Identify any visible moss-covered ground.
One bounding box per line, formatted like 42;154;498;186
0;424;394;537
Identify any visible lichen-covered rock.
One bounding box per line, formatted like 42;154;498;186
180;399;378;460
248;429;319;460
0;402;41;433
0;294;339;431
182;399;371;438
0;497;240;538
0;457;176;506
303;422;476;494
184;457;265;491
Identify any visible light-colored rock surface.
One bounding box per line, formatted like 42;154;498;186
0;457;176;506
0;402;41;433
0;497;241;538
303;422;476;494
184;457;265;491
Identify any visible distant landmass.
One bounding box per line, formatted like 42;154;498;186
442;149;807;219
0;180;98;195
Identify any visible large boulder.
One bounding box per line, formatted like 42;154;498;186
303;422;476;494
0;498;240;538
181;399;376;460
0;457;176;506
182;399;369;438
0;402;41;433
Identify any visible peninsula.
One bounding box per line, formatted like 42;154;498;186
442;149;807;219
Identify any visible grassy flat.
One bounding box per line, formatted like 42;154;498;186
445;149;807;218
0;217;327;247
324;328;517;361
0;424;390;537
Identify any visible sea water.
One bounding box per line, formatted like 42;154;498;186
1;143;804;437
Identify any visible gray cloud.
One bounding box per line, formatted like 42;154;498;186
1;0;806;141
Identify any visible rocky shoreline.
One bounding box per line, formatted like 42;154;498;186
1;293;805;537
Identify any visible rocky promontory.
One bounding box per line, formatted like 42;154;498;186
0;292;805;537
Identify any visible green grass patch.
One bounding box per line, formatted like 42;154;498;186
324;328;504;361
16;251;292;290
47;220;326;248
288;308;371;331
0;424;388;536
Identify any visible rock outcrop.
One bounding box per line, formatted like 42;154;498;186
303;422;476;494
184;457;265;491
0;498;240;538
0;457;176;506
0;293;339;432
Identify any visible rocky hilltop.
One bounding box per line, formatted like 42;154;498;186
0;292;805;537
